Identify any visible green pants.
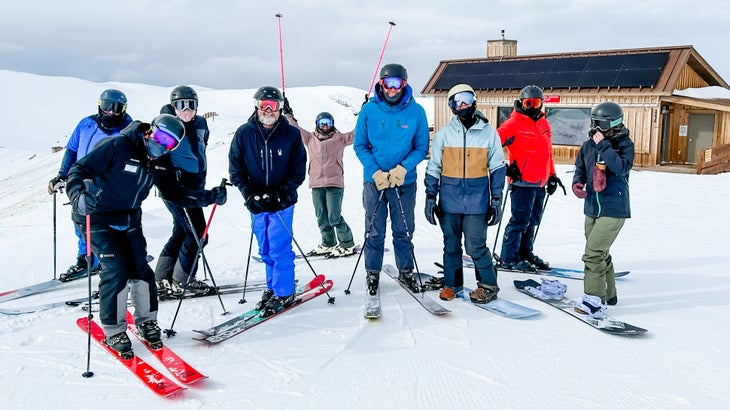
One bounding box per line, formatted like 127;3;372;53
312;187;354;248
582;216;625;303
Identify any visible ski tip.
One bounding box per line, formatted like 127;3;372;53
513;279;540;290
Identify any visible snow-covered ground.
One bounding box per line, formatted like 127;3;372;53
0;70;728;409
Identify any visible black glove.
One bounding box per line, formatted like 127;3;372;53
546;174;566;196
48;176;65;195
486;197;502;226
362;93;369;108
282;97;293;115
245;194;267;214
424;195;440;226
207;186;227;205
506;160;521;181
73;190;97;216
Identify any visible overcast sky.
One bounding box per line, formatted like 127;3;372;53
2;0;729;94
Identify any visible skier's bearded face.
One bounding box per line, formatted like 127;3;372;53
257;107;280;127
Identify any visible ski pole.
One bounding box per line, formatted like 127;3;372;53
532;192;550;243
238;228;255;304
82;214;94;378
491;184;511;265
344;189;385;295
273;210;335;304
393;186;423;291
365;21;396;100
53;192;57;280
275;12;286;95
164;179;229;337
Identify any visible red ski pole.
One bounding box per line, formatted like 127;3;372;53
365;21;396;100
276;12;286;95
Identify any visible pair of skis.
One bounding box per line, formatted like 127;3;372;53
459;255;631;279
365;265;539;320
77;311;206;397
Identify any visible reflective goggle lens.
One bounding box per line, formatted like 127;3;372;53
152;128;180;150
381;77;405;90
522;97;543;109
448;91;476;108
173;99;197;111
99;100;126;114
256;99;281;111
591;117;622;132
317;118;333;128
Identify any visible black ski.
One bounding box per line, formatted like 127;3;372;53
382;265;449;315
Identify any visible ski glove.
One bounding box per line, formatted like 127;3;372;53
206;186;227;206
245;194;267;214
424;195;440;226
593;161;607;192
486;197;502;226
282;97;293;116
546;174;566;196
48;176;65;195
572;182;587;199
505;160;521;182
388;165;407;187
372;170;390;191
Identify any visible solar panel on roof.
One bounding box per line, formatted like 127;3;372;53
433;52;669;90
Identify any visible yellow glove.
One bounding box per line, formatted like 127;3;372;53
388;165;406;187
372;170;390;190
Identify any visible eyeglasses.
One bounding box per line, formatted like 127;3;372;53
173;99;197;111
448;91;476;109
152;127;180;150
591;117;622;132
98;99;127;114
380;76;405;91
521;98;543;109
256;99;281;111
317;118;333;128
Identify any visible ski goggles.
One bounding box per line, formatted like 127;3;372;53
151;126;181;150
256;99;281;111
173;99;197;111
521;97;543;109
98;99;127;114
591;116;623;132
448;91;476;108
317;118;333;128
380;76;406;91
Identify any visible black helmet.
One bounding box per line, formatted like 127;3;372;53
379;63;408;80
591;101;624;132
147;114;184;159
315;112;334;131
98;89;127;114
253;86;283;102
519;85;543;100
170;85;198;103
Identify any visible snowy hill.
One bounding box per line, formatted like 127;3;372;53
0;71;729;409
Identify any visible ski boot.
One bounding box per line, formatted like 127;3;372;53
255;288;274;310
259;293;295;318
137;320;163;350
105;331;133;359
398;269;420;293
366;271;379;296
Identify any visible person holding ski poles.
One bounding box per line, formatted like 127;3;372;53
497;85;563;272
48;89;133;280
572;101;634;318
282;106;356;258
229;86;307;318
353;63;430;296
424;84;505;303
153;85;214;296
66;114;227;357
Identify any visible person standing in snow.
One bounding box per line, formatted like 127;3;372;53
48;89;133;280
153;85;214;296
572;101;634;318
354;63;430;296
66;114;226;357
229;86;307;318
497;85;563;272
282;105;356;258
424;84;506;303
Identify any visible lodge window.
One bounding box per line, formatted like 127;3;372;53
497;107;591;147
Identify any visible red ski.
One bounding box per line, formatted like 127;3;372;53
125;311;207;385
76;317;185;397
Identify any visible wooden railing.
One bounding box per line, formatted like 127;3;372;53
696;143;730;174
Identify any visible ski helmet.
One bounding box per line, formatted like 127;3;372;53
146;114;184;159
253;86;283;102
591;102;624;132
315;112;334;127
519;85;543;100
447;84;475;100
170;85;198;103
379;63;408;80
98;89;127;114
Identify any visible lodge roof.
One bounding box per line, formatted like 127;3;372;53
421;45;728;95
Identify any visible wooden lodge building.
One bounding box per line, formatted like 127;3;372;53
421;40;730;174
